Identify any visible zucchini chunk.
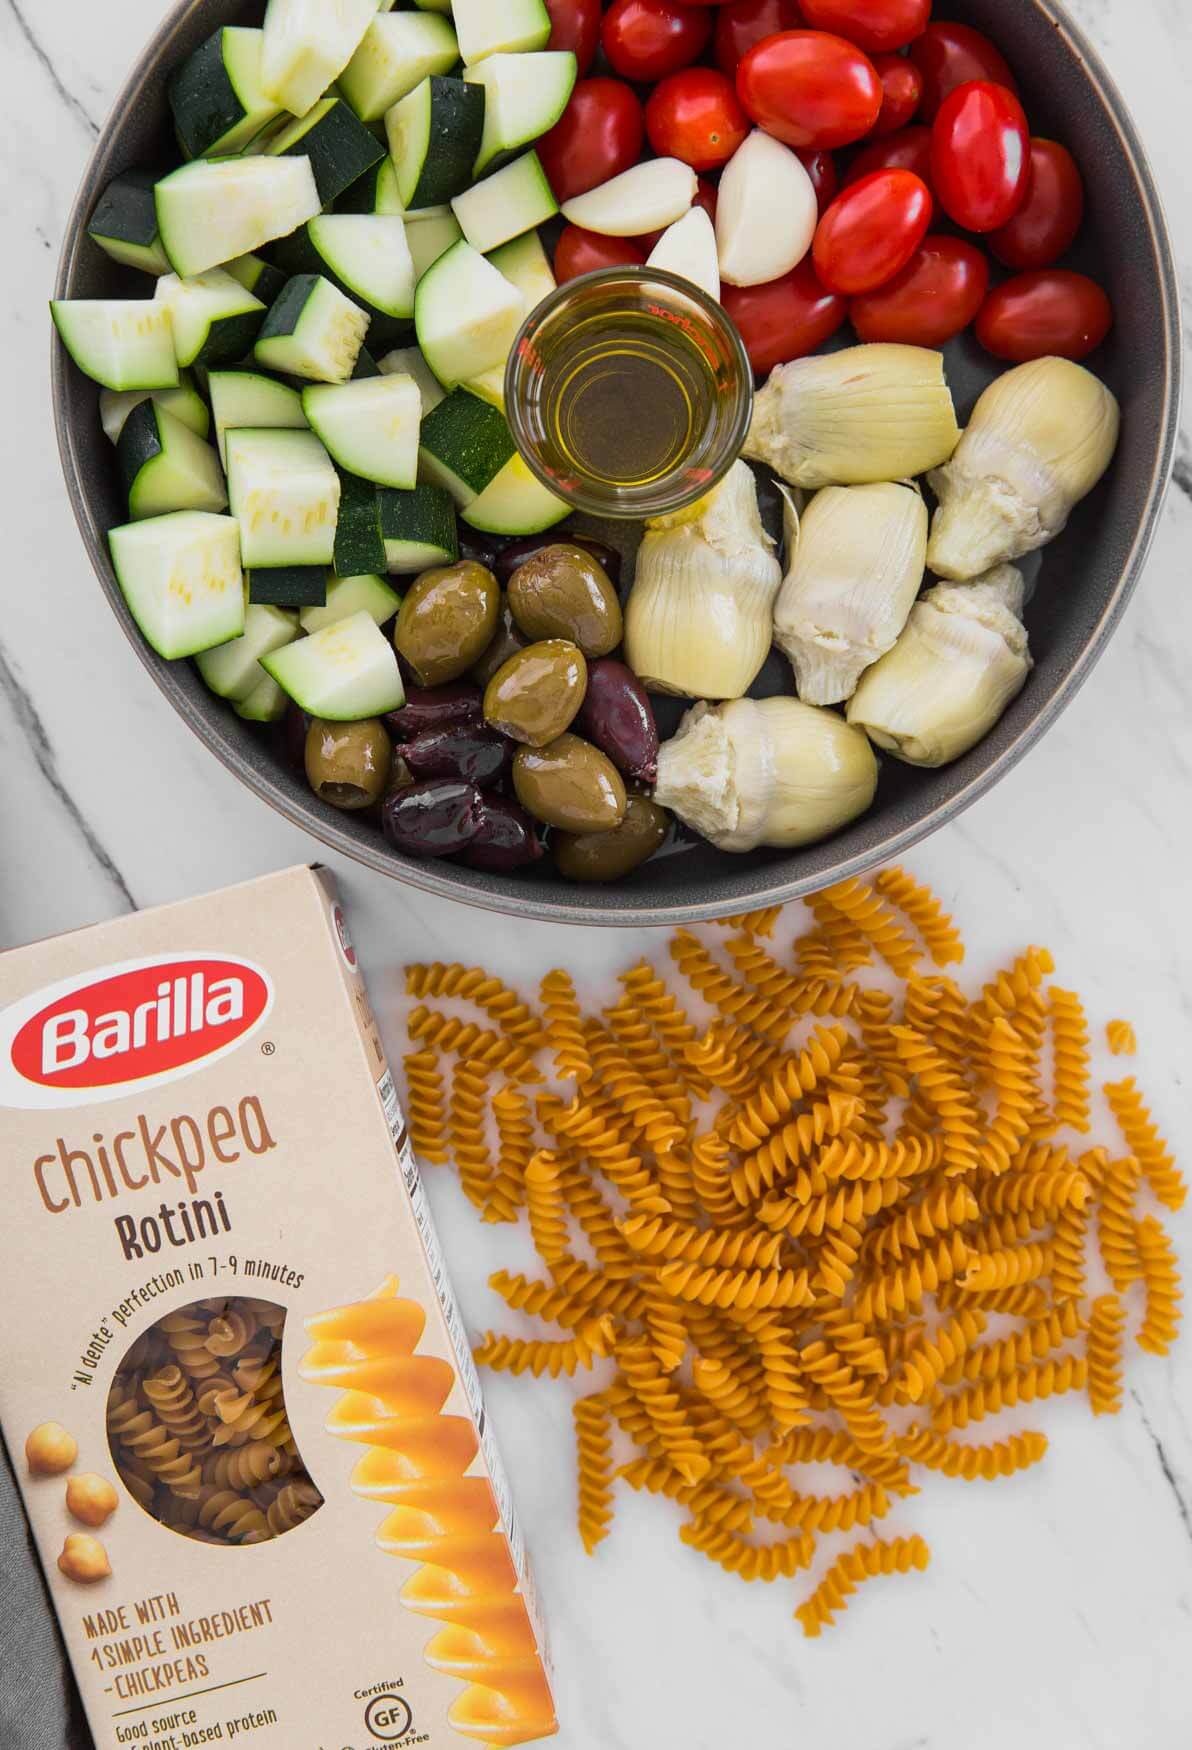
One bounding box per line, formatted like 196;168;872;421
451;152;558;256
253;274;371;384
100;376;210;445
226;427;341;567
414;241;524;388
266;97;385;208
379;484;459;573
263;611;406;718
155;269;267;370
336;157;404;217
208;369;308;466
453;0;551;67
465;52;577;177
155;156;321;279
300;571;401;633
169;27;283;159
51;299;179;392
339;12;460;123
404;206;464;280
334;470;387;578
197;602;299;701
108;511;245;659
247;566;329;608
118;400;228;520
260;0;378;119
87;171;171;276
302;374;421;489
387;77;486;209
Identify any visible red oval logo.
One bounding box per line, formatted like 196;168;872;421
11;958;271;1091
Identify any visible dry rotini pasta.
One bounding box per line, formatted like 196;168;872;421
794;1535;931;1636
574;1394;615;1553
1086;1294;1126;1414
1105;1019;1137;1057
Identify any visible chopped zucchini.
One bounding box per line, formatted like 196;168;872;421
418;388;515;507
108;511;245;659
100;376;210;445
464;453;569;535
155;269;266;370
378;345;445;415
378;483;459;572
155;156;321;279
387;78;486;209
302;374;421;488
87;171;171;276
404;206;463;280
225;251;289;307
487;229;556;309
248;566;328;608
462;363;508;409
266;97;385;208
453;0;551;66
169;27;283;159
51;299;178;391
260;0;378;118
414;241;524;388
334;469;386;577
208;369;308;466
339;13;460;123
301;571;400;633
465;52;576;177
234;673;290;722
352;345;382;380
118;400;228;520
197;602;299;701
226;428;341;567
451;151;557;256
263;611;406;718
337;156;404;216
253;274;371;384
271;215;416;344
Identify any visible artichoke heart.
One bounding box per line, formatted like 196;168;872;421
927;356;1121;581
847;563;1033;768
653;695;878;852
774;480;927;705
744;344;960;489
624;460;782;700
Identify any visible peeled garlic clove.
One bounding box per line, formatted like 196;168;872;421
624;460;782;700
744;344;960;488
774;481;927;705
847;563;1033;767
647;206;721;301
653;695;878;851
927;356;1121;581
561;158;697;237
716;130;818;289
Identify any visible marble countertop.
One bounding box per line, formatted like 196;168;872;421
3;1;1191;1745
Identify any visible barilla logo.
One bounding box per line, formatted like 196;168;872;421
0;955;273;1110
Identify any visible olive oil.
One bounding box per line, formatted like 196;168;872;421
506;268;754;520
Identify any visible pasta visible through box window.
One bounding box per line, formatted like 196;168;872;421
106;1298;323;1545
399;866;1184;1640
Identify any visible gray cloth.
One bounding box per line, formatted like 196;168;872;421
0;1429;92;1749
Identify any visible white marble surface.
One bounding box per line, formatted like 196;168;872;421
3;1;1191;1745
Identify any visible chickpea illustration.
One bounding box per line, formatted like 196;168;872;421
26;1422;78;1477
66;1474;119;1529
58;1535;111;1585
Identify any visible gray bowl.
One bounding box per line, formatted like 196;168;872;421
53;0;1181;926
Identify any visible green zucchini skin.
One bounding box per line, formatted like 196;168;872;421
379;483;460;561
169;28;278;159
396;79;486;209
257;274;319;343
337;158;404;216
248;567;329;608
191;307;268;371
271;99;385;209
228;253;289;307
420;388;516;496
334;470;387;577
117;399;166;502
87;172;170;274
353;347;383;381
269;229;412;351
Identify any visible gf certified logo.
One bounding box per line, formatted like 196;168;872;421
364;1692;414;1742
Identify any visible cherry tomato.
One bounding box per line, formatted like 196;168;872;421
845;123;934;205
798;149;839;215
909;22;1019;122
931;81;1030;234
799;0;930;54
543;0;601;75
812;168;932;294
537;79;646;204
976;269;1113;362
601;0;713;84
715;0;805;77
988;139;1085;270
646;68;750;171
634;177;718;254
554;226;648;283
872;53;923;136
850;235;990;344
737;30;883;150
722;259;848;373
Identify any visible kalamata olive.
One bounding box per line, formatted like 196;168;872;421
401;724;513;789
385;681;484;740
554;796;671;881
272;702;309;772
513;733;627;832
382;780;485;857
507;544;624;657
574;658;660;784
394;561;500;687
305;718;392;811
470;598;529;689
495;533;623;588
459;530;503;569
459;797;546;871
483;640;588;747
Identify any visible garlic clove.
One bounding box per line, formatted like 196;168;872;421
744;344;960;489
647;206;721;302
561;159;698;237
716;130;818;289
847;563;1032;767
773;481;927;705
927;356;1121;581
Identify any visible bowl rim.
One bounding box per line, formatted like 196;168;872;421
53;0;1184;929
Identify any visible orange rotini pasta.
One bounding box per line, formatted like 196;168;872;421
1105;1019;1137;1057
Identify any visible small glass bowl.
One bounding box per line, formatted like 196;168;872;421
504;266;754;521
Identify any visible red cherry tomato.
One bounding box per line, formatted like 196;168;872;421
976;269;1113;362
845;123;934;205
798;149;839;215
634;176;719;254
988;139;1085;270
812;168;932;294
799;0;930;54
737;30;883;150
715;0;805;78
931;81;1030;234
537;79;646;203
872;53;923;136
601;0;713;84
722;259;848;373
554;226;648;283
543;0;601;75
646;68;750;171
850;234;990;344
909;22;1018;122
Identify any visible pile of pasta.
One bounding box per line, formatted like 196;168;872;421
106;1296;323;1545
400;867;1184;1636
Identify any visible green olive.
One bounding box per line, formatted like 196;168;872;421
305;718;392;811
484;640;587;747
507;544;623;658
553;796;672;881
394;561;500;687
470;596;529;688
513;733;627;833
